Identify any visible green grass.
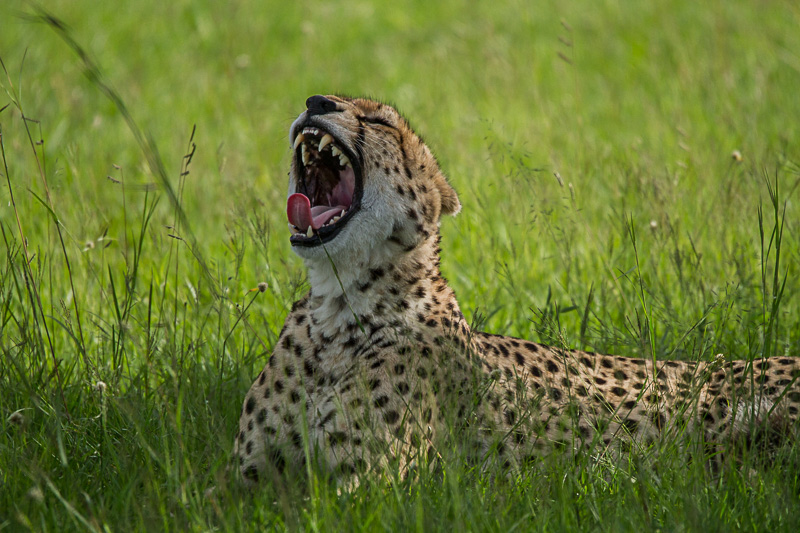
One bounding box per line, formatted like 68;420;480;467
2;0;800;530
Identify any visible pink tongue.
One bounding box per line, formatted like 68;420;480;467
287;194;347;231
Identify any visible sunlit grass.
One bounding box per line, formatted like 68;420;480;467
1;0;799;530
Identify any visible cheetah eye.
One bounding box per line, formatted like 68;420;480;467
287;126;362;247
363;116;395;129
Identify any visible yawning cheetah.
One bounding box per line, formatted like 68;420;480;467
235;95;800;484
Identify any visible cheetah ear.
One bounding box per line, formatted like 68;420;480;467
434;172;461;217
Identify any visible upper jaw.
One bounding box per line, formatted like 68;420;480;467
287;120;363;248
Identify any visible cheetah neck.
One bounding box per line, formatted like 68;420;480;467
303;232;463;334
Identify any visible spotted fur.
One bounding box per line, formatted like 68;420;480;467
235;95;800;484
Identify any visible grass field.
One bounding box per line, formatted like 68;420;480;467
2;0;800;530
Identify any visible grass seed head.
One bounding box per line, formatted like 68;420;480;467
7;410;26;427
26;486;44;504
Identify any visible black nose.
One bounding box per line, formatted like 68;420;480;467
306;95;337;117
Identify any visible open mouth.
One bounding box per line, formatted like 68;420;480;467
288;126;361;247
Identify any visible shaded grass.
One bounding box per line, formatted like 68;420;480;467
1;0;800;530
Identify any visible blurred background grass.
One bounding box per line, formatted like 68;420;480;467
2;0;800;530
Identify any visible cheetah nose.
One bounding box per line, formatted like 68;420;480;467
306;95;338;117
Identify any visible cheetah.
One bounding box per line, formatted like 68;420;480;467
235;95;800;484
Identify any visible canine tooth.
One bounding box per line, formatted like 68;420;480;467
331;145;341;156
340;210;346;217
301;144;310;165
332;216;340;223
319;134;334;151
306;226;313;238
339;153;350;166
293;133;305;149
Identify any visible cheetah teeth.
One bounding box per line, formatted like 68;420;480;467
295;128;352;169
318;133;333;151
288;211;350;236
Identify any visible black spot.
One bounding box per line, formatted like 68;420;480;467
258;372;266;386
328;431;348;445
266;446;287;470
396;381;410;395
613;370;628;381
530;365;542;377
611;386;627;397
290;431;303;448
319;410;336;427
369;378;381;390
243;465;259;482
384;410;400;424
263;387;271;399
281;335;293;350
284;365;295;378
622;418;639;434
524;342;539;352
289;390;301;403
344;336;358;348
257;408;267;424
622;400;637;410
515;352;526;366
417;367;428;379
374;395;389;408
550;388;563;401
601;358;613;369
651;411;666;431
245;440;253;455
394;363;406;375
580;357;594;369
546;361;559;373
245;396;255;415
274;380;284;393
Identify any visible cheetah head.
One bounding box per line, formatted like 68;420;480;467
287;95;460;270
